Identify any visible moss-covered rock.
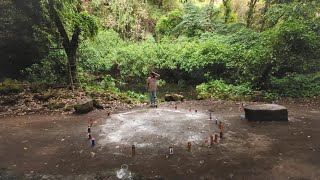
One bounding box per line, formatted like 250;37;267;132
74;98;94;114
164;94;185;102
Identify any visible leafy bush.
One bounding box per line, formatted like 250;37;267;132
271;73;320;97
100;75;118;91
157;79;166;87
23;50;68;84
78;30;124;73
173;4;220;37
196;80;252;100
84;75;119;92
156;9;183;36
126;90;147;102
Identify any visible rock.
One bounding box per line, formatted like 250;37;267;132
64;105;74;112
164;94;185;102
104;104;112;109
0;106;5;112
74;98;94;114
93;99;104;109
33;93;53;101
0;96;19;105
48;100;66;110
244;104;288;121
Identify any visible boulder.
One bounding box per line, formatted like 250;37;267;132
93;99;104;109
164;94;185;102
33;93;53;101
74;98;94;114
244;104;288;121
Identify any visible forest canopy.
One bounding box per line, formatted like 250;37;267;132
1;0;319;98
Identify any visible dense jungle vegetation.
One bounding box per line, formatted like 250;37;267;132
1;0;320;100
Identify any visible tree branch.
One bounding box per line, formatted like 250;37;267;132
70;26;81;50
48;0;70;50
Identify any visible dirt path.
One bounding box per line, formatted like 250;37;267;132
0;100;319;179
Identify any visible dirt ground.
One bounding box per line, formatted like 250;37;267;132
0;99;319;180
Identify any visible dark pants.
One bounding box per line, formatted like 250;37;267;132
149;91;156;105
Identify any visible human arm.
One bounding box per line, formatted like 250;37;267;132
152;71;160;78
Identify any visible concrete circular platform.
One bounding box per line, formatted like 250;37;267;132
244;104;288;121
98;107;219;151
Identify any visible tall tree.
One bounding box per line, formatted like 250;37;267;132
260;0;271;31
47;0;98;88
246;0;259;28
222;0;232;23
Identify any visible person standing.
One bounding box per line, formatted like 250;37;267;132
147;71;160;107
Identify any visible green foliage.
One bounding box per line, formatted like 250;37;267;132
196;80;252;100
3;0;320;100
97;0;155;39
51;0;98;39
100;75;118;91
157;79;167;87
156;9;183;36
78;30;124;73
23;50;68;84
126;90;147;102
271;73;320;97
173;4;220;37
270;20;320;75
265;1;320;29
78;11;99;38
83;75;119;92
0;79;23;94
222;0;232;23
0;0;49;78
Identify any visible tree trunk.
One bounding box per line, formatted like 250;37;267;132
67;26;81;88
66;46;78;89
48;0;81;89
222;0;231;23
246;0;258;28
260;0;271;31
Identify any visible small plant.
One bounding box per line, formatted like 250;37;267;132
0;79;23;94
126;90;147;103
196;80;252;100
157;79;166;87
